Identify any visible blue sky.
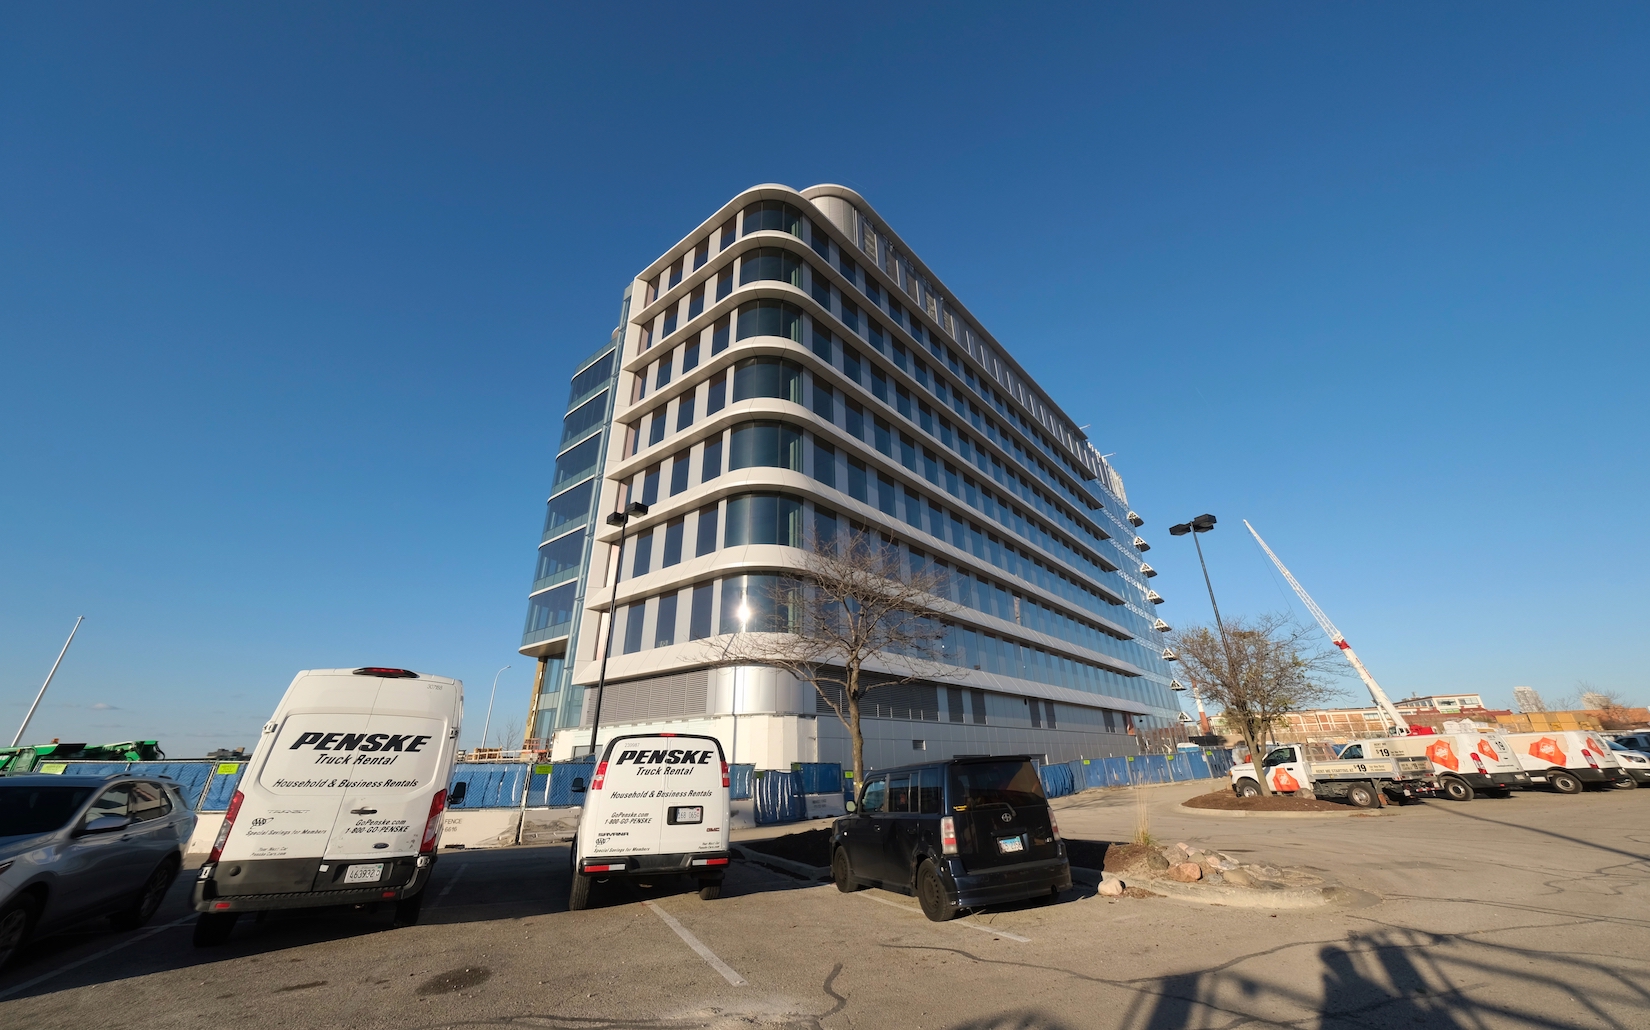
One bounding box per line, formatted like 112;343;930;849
3;4;1646;753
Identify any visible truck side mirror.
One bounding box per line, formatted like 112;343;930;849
570;777;586;794
448;781;467;806
844;800;857;814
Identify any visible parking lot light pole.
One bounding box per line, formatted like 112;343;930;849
479;665;510;752
587;500;649;757
1168;513;1224;638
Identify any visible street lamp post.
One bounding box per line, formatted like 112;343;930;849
479;664;511;752
1169;514;1225;743
587;500;650;757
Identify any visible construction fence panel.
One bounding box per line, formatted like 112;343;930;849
753;770;803;825
544;760;595;807
792;762;842;796
1168;755;1196;781
730;764;755;801
128;762;215;808
448;764;528;809
1038;761;1075;799
1185;752;1212;779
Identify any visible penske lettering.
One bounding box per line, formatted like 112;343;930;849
613;748;714;766
287;732;432;753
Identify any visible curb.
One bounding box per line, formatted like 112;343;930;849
731;844;830;881
1072;864;1335;909
1176;804;1396;819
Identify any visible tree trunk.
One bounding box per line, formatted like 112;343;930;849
847;662;865;801
1241;723;1271;796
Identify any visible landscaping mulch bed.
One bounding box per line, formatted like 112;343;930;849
1182;789;1347;812
741;827;833;867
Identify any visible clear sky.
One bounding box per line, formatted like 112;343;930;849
3;4;1646;754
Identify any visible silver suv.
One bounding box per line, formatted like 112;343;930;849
0;774;197;969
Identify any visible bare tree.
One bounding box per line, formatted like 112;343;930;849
497;718;522;752
1170;613;1341;796
710;525;957;794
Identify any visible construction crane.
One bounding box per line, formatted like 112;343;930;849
1243;521;1411;734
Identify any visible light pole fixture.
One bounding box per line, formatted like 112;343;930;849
587;500;650;756
480;664;511;752
1168;513;1225;637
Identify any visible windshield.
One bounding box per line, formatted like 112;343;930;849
0;784;95;835
948;761;1046;810
1608;741;1634;752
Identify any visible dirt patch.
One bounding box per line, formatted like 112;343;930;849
1182;789;1347;812
416;967;491;996
741;827;833;868
1122;886;1162;898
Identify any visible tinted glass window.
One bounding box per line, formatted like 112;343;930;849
654;592;679;648
695;504;719;556
690;582;715;639
948;761;1047;810
723;493;803;547
860;778;887;813
129;781;172;822
662;518;684;567
739;247;803;288
918;768;942;814
728;421;803;471
0;784;94;834
552;435;603;492
87;785;132;820
732;357;803;403
535;530;586;581
735;301;804;344
623;601;646;653
741;200;803;236
524;582;576;635
560;392;610;446
542;479;594;537
568;351;615;405
888;774;911;813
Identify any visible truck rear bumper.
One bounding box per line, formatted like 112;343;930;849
193;856;433;912
1454;772;1531;789
579;852;731;879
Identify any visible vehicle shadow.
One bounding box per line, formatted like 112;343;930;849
1124;927;1650;1029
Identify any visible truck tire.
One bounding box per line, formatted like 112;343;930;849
1235;779;1262;798
1549;770;1583;794
1346;782;1379;808
568;871;592;911
832;847;866;893
192;911;239;947
1441;777;1475;802
916;860;958;922
697;879;722;901
392;893;423;927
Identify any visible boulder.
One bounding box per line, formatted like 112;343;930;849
1097;878;1125;897
1167;862;1203;883
1220;867;1258;888
1103;844;1171;876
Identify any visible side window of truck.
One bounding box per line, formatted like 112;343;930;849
861;778;887;814
1341;745;1363;759
1262;748;1295;768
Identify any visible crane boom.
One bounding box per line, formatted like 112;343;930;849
1243;521;1410;734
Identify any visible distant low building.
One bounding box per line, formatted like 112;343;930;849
1513;686;1546;714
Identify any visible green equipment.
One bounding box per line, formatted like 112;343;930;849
0;740;165;774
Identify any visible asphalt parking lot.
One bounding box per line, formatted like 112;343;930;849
2;781;1647;1030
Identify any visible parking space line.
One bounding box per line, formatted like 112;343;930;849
643;901;747;986
0;914;193;1001
427;863;467;909
857;893;1032;942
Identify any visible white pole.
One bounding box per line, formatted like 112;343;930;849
480;665;510;751
14;617;83;747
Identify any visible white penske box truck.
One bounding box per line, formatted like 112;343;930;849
1230;742;1435;807
1339;733;1530;801
1502;730;1630;793
568;732;731;910
191;667;464;945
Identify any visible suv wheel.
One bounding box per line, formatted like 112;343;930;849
0;894;40;970
832;848;866;893
111;856;178;931
1441;777;1475;803
916;860;958;922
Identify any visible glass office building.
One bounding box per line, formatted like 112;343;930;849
521;185;1186;767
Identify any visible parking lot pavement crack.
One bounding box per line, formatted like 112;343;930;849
819;963;847;1019
1369;892;1650;930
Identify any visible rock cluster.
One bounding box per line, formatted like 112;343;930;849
1093;841;1320;897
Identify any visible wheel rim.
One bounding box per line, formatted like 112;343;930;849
834;851;848;884
0;908;28;954
138;866;170;918
920;870;945;914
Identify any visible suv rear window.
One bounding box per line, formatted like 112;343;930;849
948;761;1046;810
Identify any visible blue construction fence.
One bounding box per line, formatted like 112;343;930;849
24;750;1231;821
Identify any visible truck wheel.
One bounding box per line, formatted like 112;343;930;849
1549;771;1583;794
568;871;592;911
392;893;423;927
192;911;239;947
1441;777;1475;803
1346;782;1379;808
1235;779;1262;798
697;880;722;901
916;860;958;922
0;895;40;971
832;848;866;893
110;856;179;930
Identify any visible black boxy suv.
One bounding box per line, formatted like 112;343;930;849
830;755;1071;921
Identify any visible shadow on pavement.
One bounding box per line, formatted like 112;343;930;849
1128;927;1650;1029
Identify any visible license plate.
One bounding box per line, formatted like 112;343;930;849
344;863;384;884
997;835;1024;854
667;806;704;825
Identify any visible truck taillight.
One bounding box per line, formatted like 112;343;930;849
1581;749;1598;769
1470;753;1488;775
206;790;245;865
591;761;608;790
1049;810;1061;840
420;789;447;854
721;761;730;788
940;816;957;855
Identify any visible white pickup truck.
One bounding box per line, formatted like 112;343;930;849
1231;742;1437;807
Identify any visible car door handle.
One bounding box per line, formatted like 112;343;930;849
351;808;378;815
